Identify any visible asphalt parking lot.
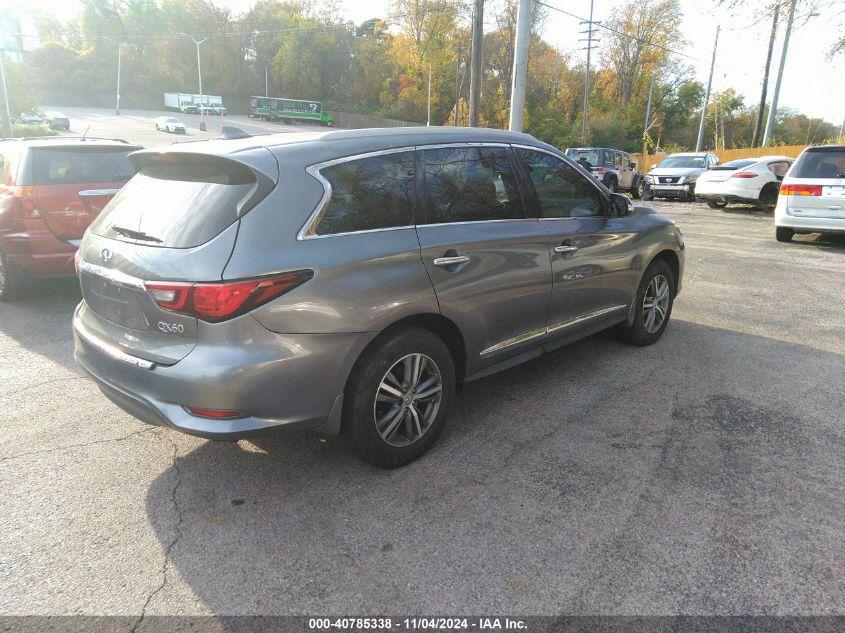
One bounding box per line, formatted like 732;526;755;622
45;105;326;147
1;198;843;622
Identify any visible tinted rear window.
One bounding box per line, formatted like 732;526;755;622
714;159;756;170
91;155;257;248
34;147;136;185
791;149;845;179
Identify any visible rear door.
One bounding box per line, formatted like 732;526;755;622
31;145;140;241
415;144;552;365
783;148;845;220
514;146;638;333
78;150;277;364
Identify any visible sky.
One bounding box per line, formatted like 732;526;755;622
4;0;844;126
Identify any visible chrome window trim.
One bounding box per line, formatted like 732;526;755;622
298;142;521;240
78;260;146;290
480;304;628;357
417;218;541;230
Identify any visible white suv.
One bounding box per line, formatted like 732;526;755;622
775;146;845;242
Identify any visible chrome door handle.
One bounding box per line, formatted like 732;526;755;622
554;245;578;254
433;255;470;267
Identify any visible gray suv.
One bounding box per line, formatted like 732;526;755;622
73;127;685;467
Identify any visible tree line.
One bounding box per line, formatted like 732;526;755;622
7;0;841;151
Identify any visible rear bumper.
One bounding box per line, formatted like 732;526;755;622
73;302;375;439
775;201;845;232
0;228;77;277
698;192;760;205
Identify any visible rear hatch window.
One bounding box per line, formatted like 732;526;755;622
91;154;261;248
34;146;135;184
711;159;755;171
790;148;845;179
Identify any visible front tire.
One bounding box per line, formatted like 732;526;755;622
775;227;794;242
342;327;456;468
616;259;675;346
632;178;644;200
706;199;727;209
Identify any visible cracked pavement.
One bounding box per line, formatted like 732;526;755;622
1;201;843;620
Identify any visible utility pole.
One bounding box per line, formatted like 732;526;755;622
579;0;599;145
468;0;484;127
508;0;530;132
762;0;796;146
696;25;719;152
454;48;465;126
427;63;432;126
752;5;779;147
180;33;209;128
0;51;12;137
642;77;654;161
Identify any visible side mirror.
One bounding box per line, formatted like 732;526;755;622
630;162;636;169
610;192;633;216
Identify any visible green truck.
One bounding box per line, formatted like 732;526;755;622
249;96;333;126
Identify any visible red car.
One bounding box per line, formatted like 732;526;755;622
0;137;141;300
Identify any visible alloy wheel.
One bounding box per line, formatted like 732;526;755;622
642;274;670;334
0;255;6;295
373;353;443;447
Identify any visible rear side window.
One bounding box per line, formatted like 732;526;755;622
33;147;136;185
422;146;524;224
719;159;756;169
791;149;845;179
91;155;258;248
315;151;415;235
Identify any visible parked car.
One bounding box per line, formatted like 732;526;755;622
17;111;46;124
695;156;793;210
154;116;187;134
0;137;141;300
643;152;719;201
73;127;684;468
774;145;845;242
44;111;71;131
564;147;644;197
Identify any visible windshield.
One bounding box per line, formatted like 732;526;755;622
790;149;845;179
91;155;258;248
166;118;180;123
565;149;600;166
658;156;706;168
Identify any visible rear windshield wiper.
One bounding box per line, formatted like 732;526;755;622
109;225;163;243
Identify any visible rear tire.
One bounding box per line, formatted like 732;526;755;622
775;227;794;243
706;200;727;209
615;259;675;346
0;250;20;302
604;178;617;194
759;183;779;211
342;327;456;468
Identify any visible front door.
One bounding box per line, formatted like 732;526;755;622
514;147;639;334
415;145;552;368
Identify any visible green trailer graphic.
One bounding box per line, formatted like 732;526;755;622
249;97;333;126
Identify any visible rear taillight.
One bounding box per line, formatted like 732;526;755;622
11;186;40;219
731;172;758;179
779;184;822;196
145;270;313;322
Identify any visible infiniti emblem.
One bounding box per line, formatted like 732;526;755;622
100;248;112;262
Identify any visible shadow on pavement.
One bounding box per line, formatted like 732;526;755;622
143;319;844;617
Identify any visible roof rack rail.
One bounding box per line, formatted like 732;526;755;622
0;136;130;143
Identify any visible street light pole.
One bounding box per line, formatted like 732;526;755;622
696;25;719;152
762;0;797;146
180;33;209;124
115;44;121;115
